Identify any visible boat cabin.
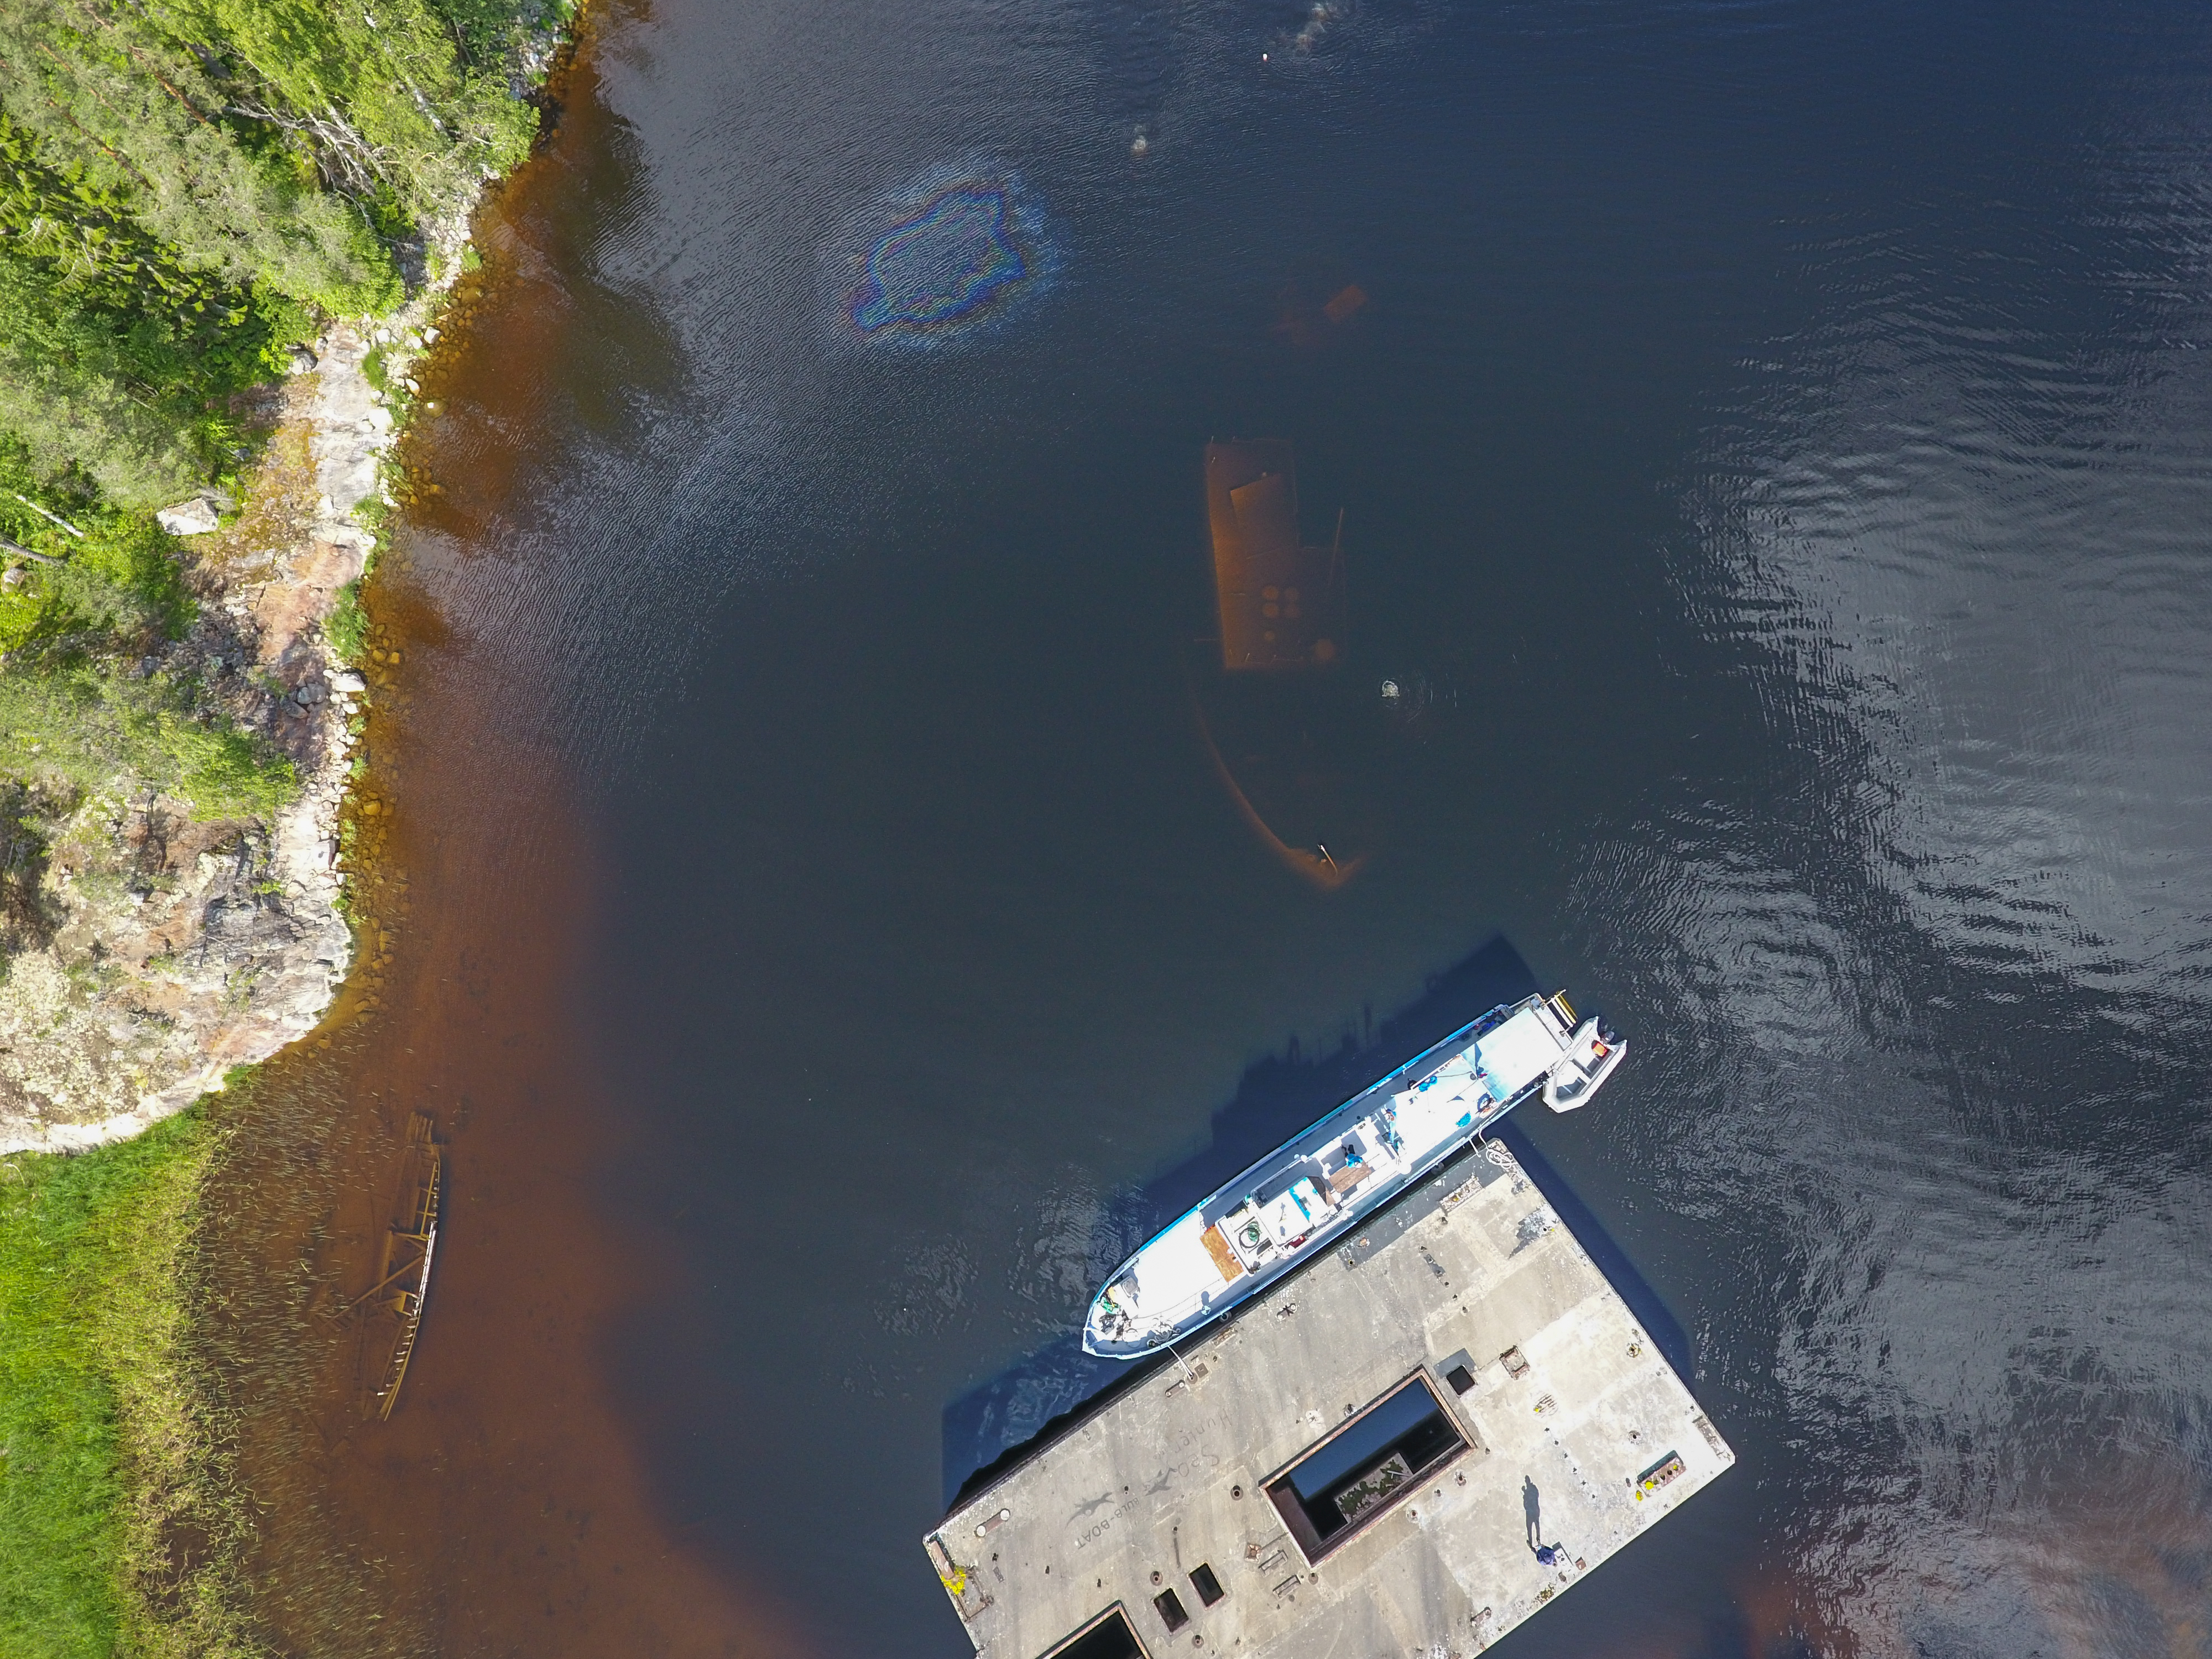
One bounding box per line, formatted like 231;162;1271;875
1086;992;1624;1358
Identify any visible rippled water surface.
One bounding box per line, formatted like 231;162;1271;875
246;0;2212;1651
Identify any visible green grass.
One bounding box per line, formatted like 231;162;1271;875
359;345;391;398
325;581;368;666
0;1104;255;1657
0;446;298;825
0;667;296;822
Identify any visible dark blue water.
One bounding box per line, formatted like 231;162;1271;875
377;0;2212;1651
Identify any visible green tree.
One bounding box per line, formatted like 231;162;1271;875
148;0;537;229
0;117;307;503
0;1;394;309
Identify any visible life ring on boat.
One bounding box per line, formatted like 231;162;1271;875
1239;1222;1264;1250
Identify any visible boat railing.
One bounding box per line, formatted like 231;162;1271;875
1109;1154;1444;1343
1189;1005;1536;1214
1087;995;1577;1355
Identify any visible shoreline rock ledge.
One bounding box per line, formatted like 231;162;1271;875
0;325;403;1155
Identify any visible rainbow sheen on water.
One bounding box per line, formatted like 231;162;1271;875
222;1;2212;1654
849;186;1026;333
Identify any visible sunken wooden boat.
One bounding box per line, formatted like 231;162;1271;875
345;1111;442;1420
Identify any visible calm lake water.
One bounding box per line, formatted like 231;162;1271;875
254;0;2212;1651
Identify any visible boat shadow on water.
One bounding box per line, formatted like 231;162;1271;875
940;935;1694;1507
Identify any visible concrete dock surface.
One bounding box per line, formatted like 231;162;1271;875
928;1141;1733;1658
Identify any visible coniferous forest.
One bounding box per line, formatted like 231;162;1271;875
0;0;544;500
0;0;549;651
0;0;562;872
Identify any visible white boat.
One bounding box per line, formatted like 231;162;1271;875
1082;992;1622;1359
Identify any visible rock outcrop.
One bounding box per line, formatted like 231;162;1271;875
0;325;408;1152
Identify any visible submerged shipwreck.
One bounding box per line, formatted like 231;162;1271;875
1083;992;1624;1359
1204;439;1347;674
1193;440;1385;888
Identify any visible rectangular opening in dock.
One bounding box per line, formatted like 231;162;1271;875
927;1142;1734;1659
1263;1373;1467;1560
1043;1607;1144;1659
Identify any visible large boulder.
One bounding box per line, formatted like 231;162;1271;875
155;489;236;536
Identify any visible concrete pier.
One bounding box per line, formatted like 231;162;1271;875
927;1142;1732;1658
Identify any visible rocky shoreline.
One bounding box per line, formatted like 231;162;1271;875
0;1;586;1156
0;324;424;1152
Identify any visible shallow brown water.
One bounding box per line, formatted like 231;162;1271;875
204;0;2212;1653
201;19;815;1653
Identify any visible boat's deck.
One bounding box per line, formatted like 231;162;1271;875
935;1139;1735;1659
1088;998;1583;1354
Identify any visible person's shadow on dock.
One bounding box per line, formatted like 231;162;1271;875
1523;1476;1543;1552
